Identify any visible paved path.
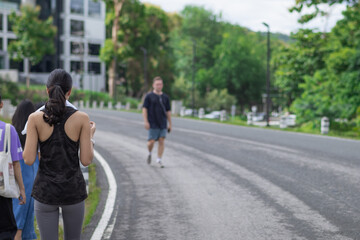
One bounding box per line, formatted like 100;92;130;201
82;109;360;240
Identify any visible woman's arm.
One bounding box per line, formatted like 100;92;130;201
13;161;26;204
23;113;39;166
79;113;96;166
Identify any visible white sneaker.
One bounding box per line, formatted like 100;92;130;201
158;161;164;168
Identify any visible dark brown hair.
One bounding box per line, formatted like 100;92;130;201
43;69;72;126
12;100;35;148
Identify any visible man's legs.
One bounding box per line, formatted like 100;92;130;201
158;137;165;159
147;139;155;152
157;137;165;168
147;139;155;164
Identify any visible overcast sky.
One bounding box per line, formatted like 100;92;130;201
140;0;346;35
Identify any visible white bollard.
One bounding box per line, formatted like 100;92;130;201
280;116;287;129
116;102;121;110
99;101;104;109
321;117;330;134
231;105;236;119
1;100;12;119
247;113;253;125
180;107;186;117
108;102;112;109
73;101;79;109
92;101;97;109
138;103;143;111
79;100;84;109
85;101;90;109
220;110;227;122
125;102;130;110
198;108;205;119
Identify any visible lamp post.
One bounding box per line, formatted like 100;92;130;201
262;22;271;127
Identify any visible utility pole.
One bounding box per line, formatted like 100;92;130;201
263;22;271;127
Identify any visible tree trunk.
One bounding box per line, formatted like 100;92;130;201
108;0;125;98
25;58;30;88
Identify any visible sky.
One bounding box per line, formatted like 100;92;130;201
140;0;347;35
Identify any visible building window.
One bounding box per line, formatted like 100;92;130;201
88;43;100;56
0;55;4;69
70;0;84;15
9;59;23;72
58;0;64;13
70;20;84;36
71;42;84;55
59;41;63;54
71;61;83;73
88;62;101;74
7;15;13;32
88;0;101;17
0;14;3;31
58;18;63;35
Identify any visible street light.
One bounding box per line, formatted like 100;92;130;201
262;22;270;127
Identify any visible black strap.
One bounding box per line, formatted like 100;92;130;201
159;95;167;117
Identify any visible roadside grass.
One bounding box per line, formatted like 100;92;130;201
84;163;101;228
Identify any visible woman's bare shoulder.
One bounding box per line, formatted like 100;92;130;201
73;110;90;121
29;111;44;120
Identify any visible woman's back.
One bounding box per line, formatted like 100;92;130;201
32;107;87;205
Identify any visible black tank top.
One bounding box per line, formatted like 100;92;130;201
32;107;87;205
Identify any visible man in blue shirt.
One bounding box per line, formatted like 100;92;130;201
142;76;172;168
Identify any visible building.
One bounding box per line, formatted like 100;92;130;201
0;0;106;92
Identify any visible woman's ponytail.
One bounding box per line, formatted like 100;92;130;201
43;69;73;126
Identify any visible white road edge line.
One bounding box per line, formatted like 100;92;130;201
90;150;117;240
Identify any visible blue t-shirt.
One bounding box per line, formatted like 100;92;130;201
0;121;23;162
143;92;171;129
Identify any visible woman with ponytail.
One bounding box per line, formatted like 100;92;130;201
23;69;96;240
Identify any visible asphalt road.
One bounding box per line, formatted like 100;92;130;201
81;109;360;240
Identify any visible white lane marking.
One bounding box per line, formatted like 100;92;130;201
90;150;117;240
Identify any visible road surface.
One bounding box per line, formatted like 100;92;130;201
82;109;360;240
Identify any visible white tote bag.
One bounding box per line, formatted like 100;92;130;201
0;123;20;198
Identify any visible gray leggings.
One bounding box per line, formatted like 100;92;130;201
34;200;85;240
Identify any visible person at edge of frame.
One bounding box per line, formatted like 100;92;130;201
0;94;26;240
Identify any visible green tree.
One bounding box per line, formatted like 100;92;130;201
207;24;266;110
273;29;328;107
205;89;236;111
289;3;360;122
8;5;56;88
100;0;127;98
100;1;175;98
290;0;358;23
170;6;224;97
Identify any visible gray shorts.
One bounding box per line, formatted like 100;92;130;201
148;128;167;141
